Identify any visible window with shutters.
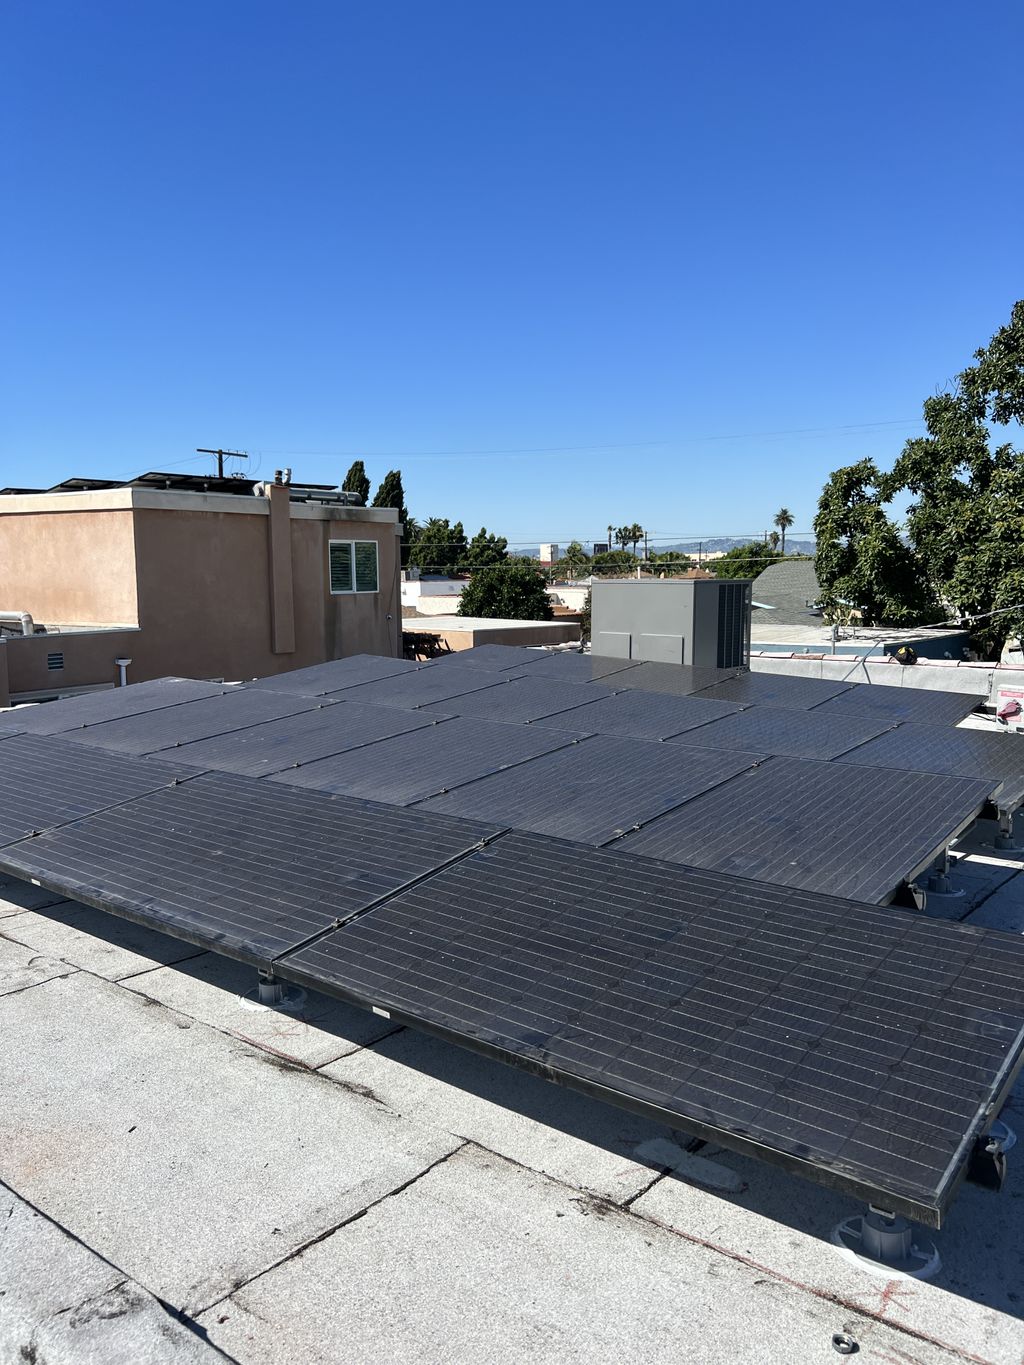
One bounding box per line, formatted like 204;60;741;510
329;540;379;594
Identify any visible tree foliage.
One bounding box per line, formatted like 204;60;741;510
342;460;371;502
458;562;554;620
712;542;777;579
773;507;794;556
407;518;468;577
814;301;1024;652
371;469;412;565
550;540;591;578
614;523;644;556
591;549;637;576
465;527;508;568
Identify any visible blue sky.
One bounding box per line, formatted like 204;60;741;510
3;1;1021;549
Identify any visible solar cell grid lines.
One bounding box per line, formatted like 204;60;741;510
248;653;421;696
694;672;855;711
271;715;583;804
529;688;744;741
508;652;644;683
419;676;620;725
810;683;985;726
333;666;522;709
164;700;447;776
836;721;1024;807
0;676;234;735
58;686;333;756
0;770;502;963
418;734;765;844
615;755;992;903
680;706;896;761
0;735;193;847
608;661;746;697
425;643;546;670
280;830;1024;1225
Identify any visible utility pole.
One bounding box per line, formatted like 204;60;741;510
643;530;649;561
197;448;248;479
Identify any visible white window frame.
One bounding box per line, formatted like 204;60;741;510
329;539;379;595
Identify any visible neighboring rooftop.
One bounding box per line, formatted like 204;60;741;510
750;557;821;627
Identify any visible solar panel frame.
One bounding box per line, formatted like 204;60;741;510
509;653;644;684
0;770;502;965
418;734;765;845
614;755;992;903
270;716;583;805
248;653;421;696
811;683;986;727
58;687;334;756
423;644;550;670
835;721;1024;808
679;706;897;761
607;661;748;697
418;676;621;725
163;699;448;776
278;830;1024;1227
0;735;195;847
0;677;235;736
529;688;745;741
331;666;523;709
695;672;856;711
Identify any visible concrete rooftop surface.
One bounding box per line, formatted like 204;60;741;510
0;802;1022;1365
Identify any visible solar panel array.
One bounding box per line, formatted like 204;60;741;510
0;648;1014;1226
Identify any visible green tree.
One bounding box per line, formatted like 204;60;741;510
552;540;591;579
458;562;553;620
614;523;644;556
813;460;940;627
579;588;592;644
713;542;776;579
371;469;412;565
645;550;694;577
342;460;371;502
815;301;1024;652
465;527;508;568
774;507;794;556
591;549;636;576
407;518;469;576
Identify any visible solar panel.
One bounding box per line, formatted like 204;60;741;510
60;687;332;756
510;653;643;683
0;677;234;736
248;653;420;696
419;676;621;725
272;717;582;805
615;756;992;903
530;688;744;741
164;700;445;776
0;770;500;964
836;722;1024;806
419;735;764;844
695;672;855;710
811;682;984;726
608;661;747;697
425;644;547;670
683;706;895;761
334;666;519;709
0;735;192;847
278;829;1024;1227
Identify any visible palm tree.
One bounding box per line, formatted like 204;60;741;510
774;507;794;557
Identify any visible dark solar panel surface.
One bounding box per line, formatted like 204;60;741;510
273;716;580;804
696;672;854;711
0;735;192;847
420;676;618;725
0;770;500;963
426;644;546;670
837;722;1024;806
609;661;746;697
682;706;896;761
0;677;233;736
335;666;517;709
511;653;643;684
530;688;744;741
811;683;984;726
616;756;992;902
60;687;330;756
165;700;444;776
249;653;420;696
419;735;763;844
281;830;1024;1226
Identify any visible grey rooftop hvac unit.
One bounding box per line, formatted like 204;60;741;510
591;578;752;668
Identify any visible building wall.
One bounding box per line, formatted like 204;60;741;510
0;508;138;626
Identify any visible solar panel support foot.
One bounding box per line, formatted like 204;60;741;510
242;970;307;1013
831;1208;940;1280
926;852;965;899
258;971;286;1005
994;810;1023;852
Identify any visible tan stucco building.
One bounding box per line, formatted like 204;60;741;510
0;477;401;705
